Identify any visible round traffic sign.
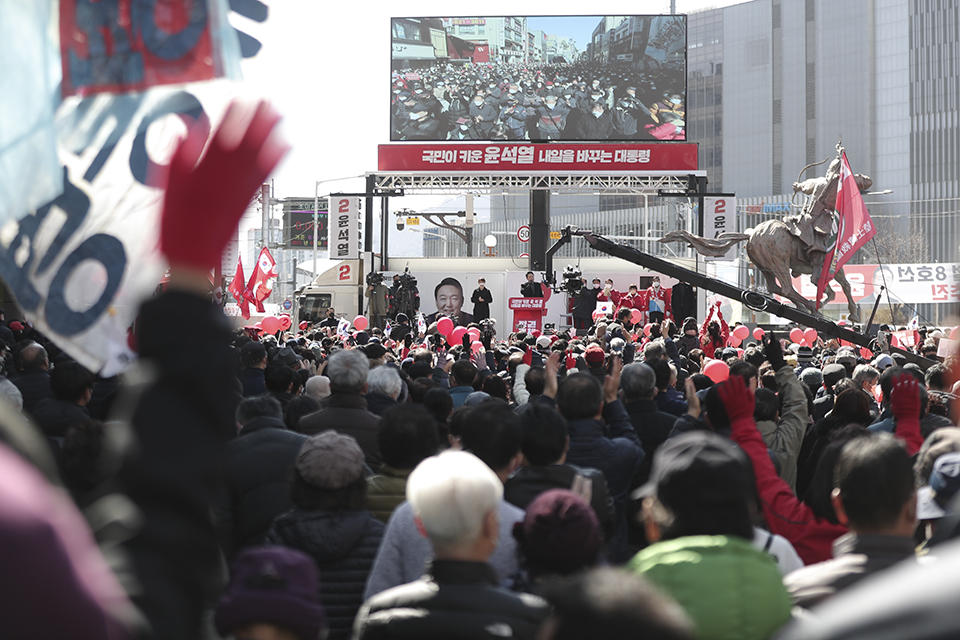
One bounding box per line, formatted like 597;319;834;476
517;225;530;242
519;253;529;258
282;299;292;310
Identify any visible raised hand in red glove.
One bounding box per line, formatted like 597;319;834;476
522;344;533;367
158;100;289;272
891;373;923;455
717;374;755;426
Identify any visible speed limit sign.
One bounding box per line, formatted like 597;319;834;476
517;225;530;242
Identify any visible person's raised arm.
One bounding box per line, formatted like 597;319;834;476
891;374;923;455
123;101;288;640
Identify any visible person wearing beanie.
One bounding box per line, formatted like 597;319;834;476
509;489;602;594
265;431;384;639
813;363;848;422
215;547;326;640
800;367;823;396
678;317;699;356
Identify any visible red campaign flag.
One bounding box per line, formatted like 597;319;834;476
245;247;278;313
228;254;250;319
814;151;877;309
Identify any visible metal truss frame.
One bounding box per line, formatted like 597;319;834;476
370;171;707;195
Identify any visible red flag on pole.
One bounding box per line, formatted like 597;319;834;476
245;247;278;313
814;151;877;309
228;254;250;319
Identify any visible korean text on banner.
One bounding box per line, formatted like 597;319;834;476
703;196;737;261
814;151;876;309
59;0;241;97
329;196;360;260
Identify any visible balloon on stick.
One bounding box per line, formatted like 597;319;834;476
703;360;730;383
789;328;803;344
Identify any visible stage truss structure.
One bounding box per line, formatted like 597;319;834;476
370;171;707;195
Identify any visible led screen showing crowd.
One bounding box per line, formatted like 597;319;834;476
391;15;687;142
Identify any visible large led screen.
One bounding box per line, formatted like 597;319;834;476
390;15;687;142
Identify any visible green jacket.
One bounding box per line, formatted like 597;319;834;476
366;465;411;523
365;283;390;316
627;535;792;640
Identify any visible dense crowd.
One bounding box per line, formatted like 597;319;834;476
3;103;960;640
391;60;686;141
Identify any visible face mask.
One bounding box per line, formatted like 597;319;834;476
409;112;423;120
620;102;630;108
474;100;484;105
509;88;518;93
459;124;469;130
671;99;681;105
393;89;401;94
592;110;603;118
546;103;556;110
653;282;660;289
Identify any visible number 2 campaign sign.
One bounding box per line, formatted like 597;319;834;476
703;196;737;262
329;196;360;260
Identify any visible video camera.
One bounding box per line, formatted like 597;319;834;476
479;317;497;338
397;268;417;289
366;271;384;287
562;264;583;295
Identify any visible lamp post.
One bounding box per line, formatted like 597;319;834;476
483;234;498;257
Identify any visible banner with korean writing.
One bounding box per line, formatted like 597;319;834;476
702;196;737;261
0;85;239;376
59;0;241;97
379;143;698;172
328;196;359;260
788;263;960;306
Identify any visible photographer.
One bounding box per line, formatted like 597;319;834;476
365;272;390;330
393;270;421;319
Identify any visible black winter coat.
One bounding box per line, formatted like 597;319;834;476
212;416;306;560
12;369;53;416
624;399;678;486
298;394;382;469
266;508;384;640
354;560;548;640
505;463;616;539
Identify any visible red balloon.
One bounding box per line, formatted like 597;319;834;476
729;335;742;347
353;316;369;331
448;326;468;346
278;315;292;331
703;360;730;383
951;326;959;341
467;328;481;342
261;316;280;334
299;321;309;331
437;317;454;336
471;340;483;353
803;328;818;344
733;325;750;340
753;327;765;340
630;309;643;324
789;328;803;344
643;323;652;337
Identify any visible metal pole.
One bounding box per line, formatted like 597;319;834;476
312;182;319;282
465;194;475;257
380;195;389;271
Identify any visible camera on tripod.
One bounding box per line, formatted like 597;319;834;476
366;272;384;287
479;317;497;338
562;264;583;295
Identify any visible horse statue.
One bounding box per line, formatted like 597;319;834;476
661;152;873;322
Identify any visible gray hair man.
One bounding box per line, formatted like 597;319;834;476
620;363;678;485
354;451;549;639
298;350;382;468
365;365;403;417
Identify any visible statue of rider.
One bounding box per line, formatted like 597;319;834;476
786;157;873;262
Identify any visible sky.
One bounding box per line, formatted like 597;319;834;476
235;0;748;255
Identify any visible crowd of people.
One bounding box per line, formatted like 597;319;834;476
4;102;960;640
391;60;686;141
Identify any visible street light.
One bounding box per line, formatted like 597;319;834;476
483;234;497;257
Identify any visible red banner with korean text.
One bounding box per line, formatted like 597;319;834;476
379;143;699;172
814;151;877;308
786;263;960;306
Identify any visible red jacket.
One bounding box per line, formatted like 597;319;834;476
730;412;847;565
617;292;644;312
699;306;728;359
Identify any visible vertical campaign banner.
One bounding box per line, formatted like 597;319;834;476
329;196;359;260
703;196;737;261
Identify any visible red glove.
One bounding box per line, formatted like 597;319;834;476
717;375;755;425
158;100;289;271
522;345;532;367
891;373;923;455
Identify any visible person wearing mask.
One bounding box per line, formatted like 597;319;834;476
645;276;671;325
398;103;441;141
536;93;569;140
469;92;498;138
471;278;493;321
